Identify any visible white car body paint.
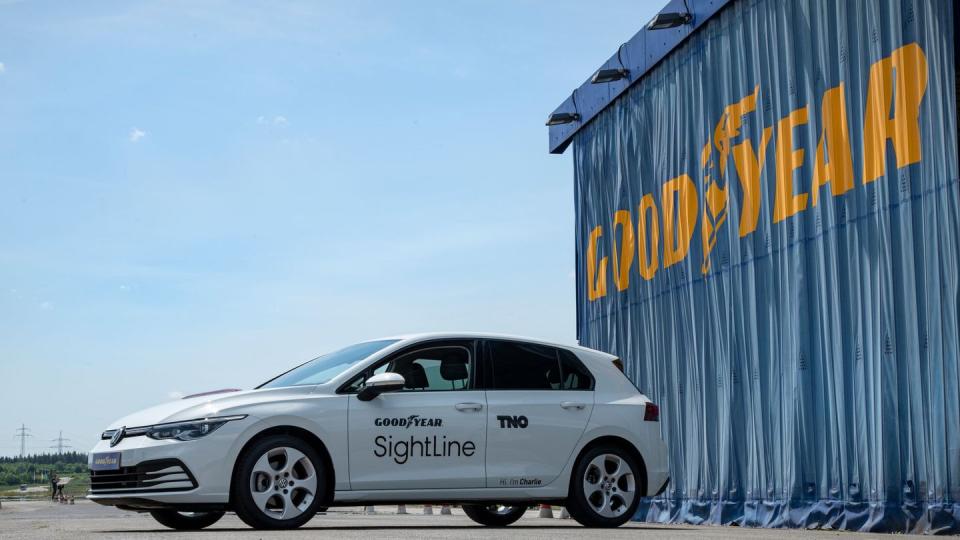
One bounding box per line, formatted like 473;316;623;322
87;333;668;510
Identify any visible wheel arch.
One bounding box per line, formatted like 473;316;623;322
569;435;648;497
228;425;336;507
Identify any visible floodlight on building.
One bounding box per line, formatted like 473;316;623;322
591;67;630;84
647;11;693;30
545;112;581;126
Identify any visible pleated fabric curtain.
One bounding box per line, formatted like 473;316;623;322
572;0;959;533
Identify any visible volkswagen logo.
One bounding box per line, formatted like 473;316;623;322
110;426;126;447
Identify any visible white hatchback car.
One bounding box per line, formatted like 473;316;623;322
88;333;668;530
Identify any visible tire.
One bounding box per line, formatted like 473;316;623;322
462;504;526;526
149;510;224;530
565;444;644;528
232;434;327;530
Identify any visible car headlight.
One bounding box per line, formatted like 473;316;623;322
145;415;247;441
100;415;247;444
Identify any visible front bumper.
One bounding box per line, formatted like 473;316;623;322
90;458;197;495
87;417;253;506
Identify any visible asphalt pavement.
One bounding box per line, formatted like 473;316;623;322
0;500;906;539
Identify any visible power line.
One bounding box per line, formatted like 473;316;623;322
15;424;32;457
49;430;72;454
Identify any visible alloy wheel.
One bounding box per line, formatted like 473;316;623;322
582;453;636;518
248;446;318;520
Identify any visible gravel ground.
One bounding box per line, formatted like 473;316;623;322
0;500;905;539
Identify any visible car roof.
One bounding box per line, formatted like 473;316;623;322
376;332;617;360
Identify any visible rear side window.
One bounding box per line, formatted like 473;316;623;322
487;341;594;391
488;341;558;390
558;349;594;390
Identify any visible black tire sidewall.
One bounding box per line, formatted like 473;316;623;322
566;445;643;528
462;504;526;526
232;434;326;530
149;510;224;530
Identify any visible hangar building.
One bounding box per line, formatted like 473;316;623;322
547;0;958;533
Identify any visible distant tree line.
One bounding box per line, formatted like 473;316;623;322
0;452;88;487
0;451;87;465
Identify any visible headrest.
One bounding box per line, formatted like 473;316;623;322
398;363;428;389
440;355;469;381
546;366;562;386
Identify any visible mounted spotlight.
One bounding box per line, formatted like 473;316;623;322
591;67;630;84
647;11;693;30
545;112;581;126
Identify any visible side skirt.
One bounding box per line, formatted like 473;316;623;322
333;486;569;504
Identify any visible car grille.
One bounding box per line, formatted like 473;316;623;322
89;459;197;494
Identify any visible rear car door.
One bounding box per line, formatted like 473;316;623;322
483;340;594;488
345;340;487;490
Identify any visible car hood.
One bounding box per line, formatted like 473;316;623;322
104;386;309;430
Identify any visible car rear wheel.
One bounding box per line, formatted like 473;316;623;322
566;444;643;528
149;510;224;530
232;435;326;530
462;504;526;526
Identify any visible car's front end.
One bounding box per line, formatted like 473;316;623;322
86;388;267;511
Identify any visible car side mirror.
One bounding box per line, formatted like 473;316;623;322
357;372;405;401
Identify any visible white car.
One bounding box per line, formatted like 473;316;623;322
88;333;668;530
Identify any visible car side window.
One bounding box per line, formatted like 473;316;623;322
558;349;594;390
391;347;471;391
488;340;563;390
343;345;472;392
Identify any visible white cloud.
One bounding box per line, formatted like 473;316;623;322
129;127;146;142
0;62;5;74
39;301;53;310
257;115;289;126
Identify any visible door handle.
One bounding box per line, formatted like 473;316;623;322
455;402;483;412
561;401;586;410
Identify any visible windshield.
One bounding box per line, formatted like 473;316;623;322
258;339;399;388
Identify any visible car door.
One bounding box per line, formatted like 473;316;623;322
346;340;487;490
483;340;594;488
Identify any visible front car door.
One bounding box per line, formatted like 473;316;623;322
345;340;487;490
483;339;594;488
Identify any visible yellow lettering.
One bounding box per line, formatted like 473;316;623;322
731;126;773;236
636;194;659;280
586;226;607;301
812;83;854;206
611;210;635;291
774;106;809;223
863;43;928;183
661;174;698;268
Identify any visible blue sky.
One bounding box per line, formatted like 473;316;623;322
0;1;661;456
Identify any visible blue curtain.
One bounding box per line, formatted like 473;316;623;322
573;0;959;533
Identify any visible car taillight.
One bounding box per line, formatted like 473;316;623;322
644;402;660;422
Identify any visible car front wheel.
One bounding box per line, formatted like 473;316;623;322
232;435;326;530
565;444;643;528
462;504;527;526
149;510;224;530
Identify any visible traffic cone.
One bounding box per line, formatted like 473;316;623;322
440;504;452;515
397;504;408;514
538;504;553;518
559;506;570;519
423;504;434;515
364;505;376;514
